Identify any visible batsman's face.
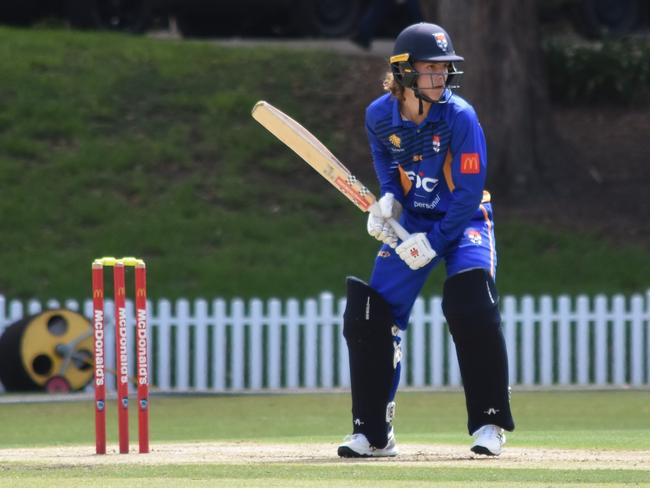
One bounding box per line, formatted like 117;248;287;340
414;61;449;100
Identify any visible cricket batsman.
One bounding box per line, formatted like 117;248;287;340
338;22;515;458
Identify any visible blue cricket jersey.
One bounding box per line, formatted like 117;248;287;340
365;89;490;255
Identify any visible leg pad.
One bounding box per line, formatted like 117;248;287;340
442;269;515;433
343;277;399;448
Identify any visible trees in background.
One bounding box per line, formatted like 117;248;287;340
420;0;557;196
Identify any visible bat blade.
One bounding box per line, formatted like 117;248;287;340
251;100;376;212
251;100;410;241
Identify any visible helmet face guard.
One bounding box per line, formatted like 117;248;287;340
389;53;464;91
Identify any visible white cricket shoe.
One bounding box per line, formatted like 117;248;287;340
337;428;398;458
471;424;506;456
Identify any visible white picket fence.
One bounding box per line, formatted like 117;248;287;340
0;291;649;393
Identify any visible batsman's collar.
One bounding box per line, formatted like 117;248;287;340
391;89;452;127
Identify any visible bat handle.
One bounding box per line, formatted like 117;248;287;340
369;202;411;242
387;218;411;242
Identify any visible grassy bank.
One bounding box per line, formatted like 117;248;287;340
0;27;648;301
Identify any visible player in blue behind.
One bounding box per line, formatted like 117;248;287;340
338;22;515;458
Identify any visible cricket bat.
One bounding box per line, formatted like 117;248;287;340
251;100;410;241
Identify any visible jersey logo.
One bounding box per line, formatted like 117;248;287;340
405;170;439;192
466;229;482;245
432;135;441;153
461;153;480;174
389;134;401;148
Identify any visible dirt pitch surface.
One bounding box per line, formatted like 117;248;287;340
1;442;649;470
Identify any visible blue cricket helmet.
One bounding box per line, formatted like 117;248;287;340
390;23;464;94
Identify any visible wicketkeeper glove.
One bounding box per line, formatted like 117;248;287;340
367;193;403;248
396;232;437;270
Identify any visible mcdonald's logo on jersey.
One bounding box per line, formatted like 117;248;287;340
460;153;480;174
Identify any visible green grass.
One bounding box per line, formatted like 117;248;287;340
0;27;649;301
0;391;649;486
0;391;649;448
3;466;650;487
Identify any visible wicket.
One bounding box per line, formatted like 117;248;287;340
92;257;149;455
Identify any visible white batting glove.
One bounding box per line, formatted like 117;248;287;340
367;193;403;248
396;233;437;270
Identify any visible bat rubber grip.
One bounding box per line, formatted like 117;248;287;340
387;218;410;242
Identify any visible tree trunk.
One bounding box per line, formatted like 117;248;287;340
421;0;555;197
418;0;437;23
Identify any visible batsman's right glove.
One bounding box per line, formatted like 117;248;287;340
396;232;436;270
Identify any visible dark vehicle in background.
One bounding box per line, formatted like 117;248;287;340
172;0;368;37
0;0;647;38
0;0;369;37
0;0;158;32
540;0;648;38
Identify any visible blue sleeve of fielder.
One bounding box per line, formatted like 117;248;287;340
366;110;404;203
428;107;487;254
